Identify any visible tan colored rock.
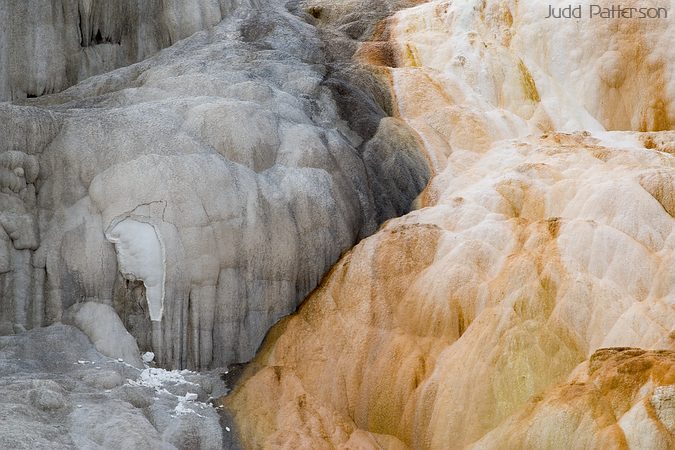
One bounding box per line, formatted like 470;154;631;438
472;348;675;450
225;1;674;448
226;135;675;447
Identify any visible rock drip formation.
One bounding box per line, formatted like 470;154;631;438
0;0;251;101
224;0;675;448
0;0;429;370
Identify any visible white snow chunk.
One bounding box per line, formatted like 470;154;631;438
142;351;155;364
106;218;165;321
129;368;199;392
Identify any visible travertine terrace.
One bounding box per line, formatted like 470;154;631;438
225;1;675;448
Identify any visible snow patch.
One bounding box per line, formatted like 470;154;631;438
174;397;205;417
126;368;212;417
129;368;199;391
142;351;155;364
105;218;166;321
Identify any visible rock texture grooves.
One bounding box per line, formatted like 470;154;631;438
224;0;675;448
0;0;244;101
0;0;430;370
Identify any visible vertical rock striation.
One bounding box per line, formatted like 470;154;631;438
0;0;252;101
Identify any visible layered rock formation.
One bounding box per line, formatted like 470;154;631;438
0;0;250;101
0;0;429;370
225;0;675;448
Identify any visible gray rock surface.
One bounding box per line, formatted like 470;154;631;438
0;0;254;101
0;0;429;369
0;324;228;449
63;301;145;368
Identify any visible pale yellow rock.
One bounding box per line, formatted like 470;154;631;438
472;349;675;450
